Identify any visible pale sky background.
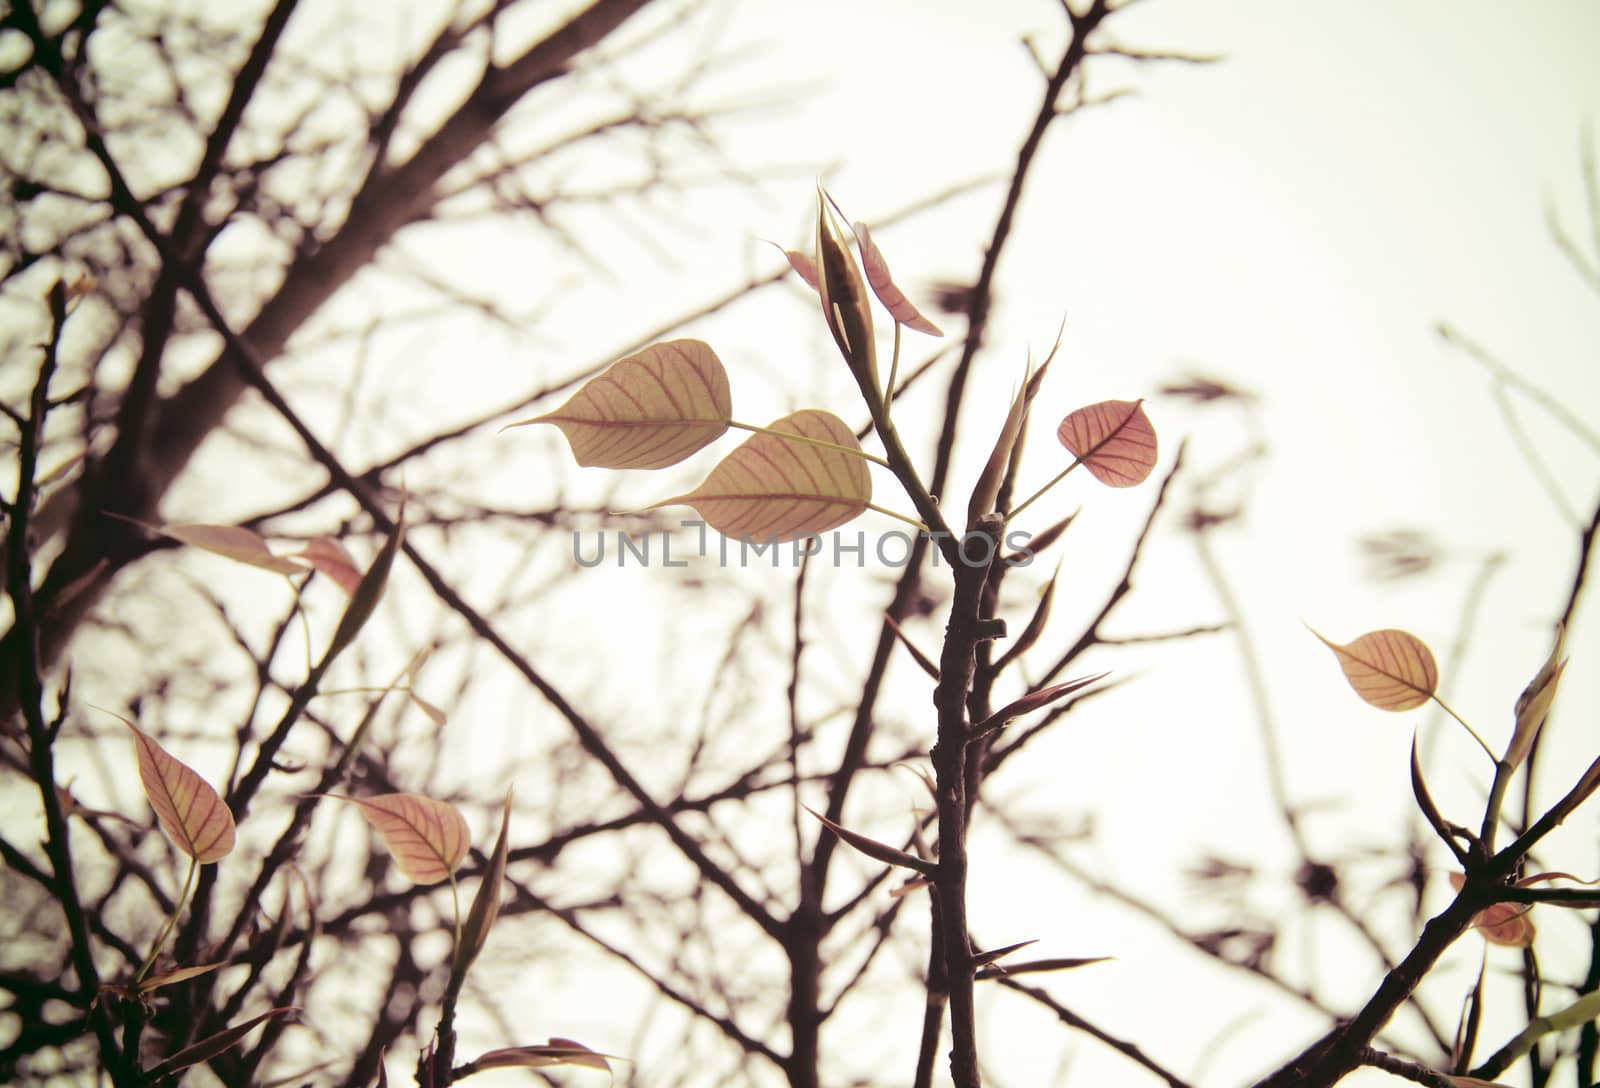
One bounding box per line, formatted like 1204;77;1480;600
319;2;1600;1084
519;4;1600;1085
20;1;1598;1085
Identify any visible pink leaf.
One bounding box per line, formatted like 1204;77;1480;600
504;340;732;470
339;793;470;884
1312;627;1438;712
765;239;819;290
1056;399;1159;487
653;409;872;542
120;718;236;864
156;523;303;576
851;220;942;336
296;537;363;596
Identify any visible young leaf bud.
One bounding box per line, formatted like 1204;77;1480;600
815;187;879;398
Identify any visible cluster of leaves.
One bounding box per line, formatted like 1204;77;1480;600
1296;624;1598;1086
508;188;1158;547
47;507;611;1083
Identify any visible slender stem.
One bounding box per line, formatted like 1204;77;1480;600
1431;694;1497;763
864;502;928;531
1005;463;1076;525
136;855;198;982
886;321;903;406
726;419;893;469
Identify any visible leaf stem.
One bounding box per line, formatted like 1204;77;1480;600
726;420;892;469
1430;694;1497;763
886;321;903;408
135;855;197;983
1005;462;1079;525
865;502;929;532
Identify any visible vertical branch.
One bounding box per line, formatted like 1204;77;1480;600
3;284;139;1086
929;517;1004;1087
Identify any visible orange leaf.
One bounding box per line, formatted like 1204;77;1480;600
505;340;732;470
341;793;469;884
473;1038;615;1072
1313;627;1438;712
296;536;363;595
851;220;942;336
122;719;236;863
654;409;871;542
1056;399;1159;487
156;523;303;576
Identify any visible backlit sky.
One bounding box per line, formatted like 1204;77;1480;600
54;1;1598;1084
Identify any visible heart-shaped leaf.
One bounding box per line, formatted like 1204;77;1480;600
655;409;871;542
156;523;303;576
340;793;469;885
506;340;732;470
1313;627;1437;712
1056;399;1158;487
122;719;236;864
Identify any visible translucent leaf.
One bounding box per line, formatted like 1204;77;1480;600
852;220;941;336
121;719;236;864
296;536;362;595
473;1039;614;1072
1056;399;1159;487
765;240;818;290
505;340;732;470
145;1007;297;1079
1312;628;1438;712
655;409;871;542
454;789;512;980
156;523;303;576
341;793;469;885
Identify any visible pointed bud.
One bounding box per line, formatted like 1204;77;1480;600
1504;623;1567;769
815;187;879;396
